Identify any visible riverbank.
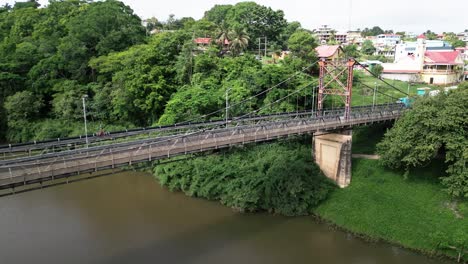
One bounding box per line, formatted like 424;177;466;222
153;139;336;216
152;130;467;262
314;158;468;262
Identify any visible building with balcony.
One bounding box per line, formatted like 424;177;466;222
347;30;363;44
315;25;334;44
381;37;464;85
455;47;468;61
394;40;454;62
376;34;401;46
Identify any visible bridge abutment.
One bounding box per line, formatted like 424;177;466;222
313;130;352;188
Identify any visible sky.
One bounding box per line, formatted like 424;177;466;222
2;0;467;34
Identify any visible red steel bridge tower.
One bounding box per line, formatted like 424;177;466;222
317;58;356;119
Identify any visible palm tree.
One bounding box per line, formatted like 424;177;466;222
229;27;250;56
216;21;230;49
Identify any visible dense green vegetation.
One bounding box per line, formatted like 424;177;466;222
0;0;319;143
153;139;336;216
314;159;468;262
352;123;392;154
377;86;468;198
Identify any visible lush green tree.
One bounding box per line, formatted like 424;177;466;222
203;4;232;25
215;21;230;49
51;80;87;120
144;17;163;32
4;90;44;142
5;90;43;122
287;31;318;62
361;26;385;37
343;44;360;58
424;30;438;40
444;32;466;48
158;85;220;125
13;0;40;10
205;2;287;49
377;87;468;198
371;64;383;77
154;139;335;216
361;40;376;55
229;27;250;56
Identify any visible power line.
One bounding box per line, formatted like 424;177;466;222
233;81;313;120
354;79;400;101
354;61;411;97
175;60;319;126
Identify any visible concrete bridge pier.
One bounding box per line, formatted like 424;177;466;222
313;130;352;188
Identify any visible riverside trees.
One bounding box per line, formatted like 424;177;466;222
0;1;315;142
377;85;468;198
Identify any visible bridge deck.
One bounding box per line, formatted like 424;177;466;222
0;104;404;190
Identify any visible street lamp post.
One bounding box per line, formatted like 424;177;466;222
407;83;410;99
373;82;377;110
225;87;232;128
82;95;89;148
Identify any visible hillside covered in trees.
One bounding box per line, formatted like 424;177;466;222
0;0;318;142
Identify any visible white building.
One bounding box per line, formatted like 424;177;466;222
314;25;348;44
456;31;468;43
376;34;401;46
315;25;334;44
394;40;454;62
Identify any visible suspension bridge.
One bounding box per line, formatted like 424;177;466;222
0;58;412;192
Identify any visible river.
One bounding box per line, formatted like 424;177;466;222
0;171;453;264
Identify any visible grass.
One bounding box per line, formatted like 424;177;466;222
314;158;468;261
352;72;438;106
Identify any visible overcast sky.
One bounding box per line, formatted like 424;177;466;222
2;0;467;33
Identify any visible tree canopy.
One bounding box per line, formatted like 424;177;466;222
377;85;468;198
0;0;316;142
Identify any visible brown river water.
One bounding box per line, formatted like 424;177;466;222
0;171;453;264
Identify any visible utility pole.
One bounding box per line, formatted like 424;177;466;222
312;86;317;116
407;83;410;99
373;82;377;110
82;95;89;148
258;37;261;58
225;87;231;128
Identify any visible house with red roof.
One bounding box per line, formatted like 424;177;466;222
315;45;344;61
381;37;464;85
194;38;229;51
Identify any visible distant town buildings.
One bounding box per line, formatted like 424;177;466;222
376;34;401;46
381;36;464;85
314;25;347;44
394;40;453;62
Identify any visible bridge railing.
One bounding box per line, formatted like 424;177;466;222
0;103;404;157
0;104;405;189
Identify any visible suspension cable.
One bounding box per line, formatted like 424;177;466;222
354;79;400;101
175;60;319;126
354;61;411;97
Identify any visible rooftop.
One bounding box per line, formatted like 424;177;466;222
315;45;341;58
424;51;462;65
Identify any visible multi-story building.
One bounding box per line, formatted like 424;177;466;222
335;32;348;44
376;34;401;46
394;40;454;62
315;25;334;44
347;30;363;44
314;25;349;44
455;47;468;61
456;31;468;42
371;34;401;59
